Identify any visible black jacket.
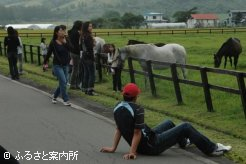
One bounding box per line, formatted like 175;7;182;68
82;34;94;61
44;40;70;66
68;29;81;55
4;36;20;53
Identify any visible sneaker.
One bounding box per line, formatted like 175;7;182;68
179;138;192;149
211;143;232;156
52;98;57;104
185;138;192;148
63;101;71;106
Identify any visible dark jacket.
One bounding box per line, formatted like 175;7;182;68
4;36;20;53
82;34;94;61
68;29;81;55
44;40;70;66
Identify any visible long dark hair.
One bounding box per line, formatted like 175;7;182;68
82;21;92;36
72;20;83;30
52;26;61;41
7;26;15;37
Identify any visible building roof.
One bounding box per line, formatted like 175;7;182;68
229;10;246;13
5;24;56;30
191;14;218;20
144;12;164;16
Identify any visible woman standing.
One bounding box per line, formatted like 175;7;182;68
82;21;97;96
109;44;122;92
43;25;71;106
4;26;20;80
40;38;48;71
15;30;23;74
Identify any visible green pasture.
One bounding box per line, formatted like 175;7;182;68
1;30;246;163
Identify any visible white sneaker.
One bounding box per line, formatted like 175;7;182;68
185;138;192;148
52;98;57;104
211;143;232;156
63;101;71;106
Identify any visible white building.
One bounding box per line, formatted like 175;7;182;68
187;14;219;28
144;12;168;28
148;22;186;29
227;10;246;26
5;24;56;30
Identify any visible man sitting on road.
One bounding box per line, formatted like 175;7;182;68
100;83;232;160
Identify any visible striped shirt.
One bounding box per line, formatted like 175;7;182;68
114;101;154;151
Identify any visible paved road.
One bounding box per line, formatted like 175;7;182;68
0;75;234;164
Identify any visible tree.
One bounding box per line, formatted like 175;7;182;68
102;10;121;19
91;17;106;28
173;7;198;22
235;12;243;25
121;12;144;28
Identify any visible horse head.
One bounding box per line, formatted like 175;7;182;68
214;54;221;68
114;48;126;68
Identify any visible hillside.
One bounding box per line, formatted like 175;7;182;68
0;0;245;22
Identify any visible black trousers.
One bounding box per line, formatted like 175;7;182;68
112;67;122;91
7;52;19;79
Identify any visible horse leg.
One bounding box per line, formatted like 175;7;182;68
229;56;232;67
234;56;238;69
181;67;186;79
224;56;227;68
140;62;149;90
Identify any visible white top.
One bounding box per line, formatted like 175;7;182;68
17;37;23;54
40;42;47;56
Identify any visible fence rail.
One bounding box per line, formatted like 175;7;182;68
1;28;246;38
96;54;246;118
0;43;246;119
0;42;42;65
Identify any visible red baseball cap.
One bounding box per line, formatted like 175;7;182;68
122;83;141;98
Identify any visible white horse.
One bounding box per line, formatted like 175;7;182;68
116;43;187;79
94;36;105;55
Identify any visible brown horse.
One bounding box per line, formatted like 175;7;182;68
127;39;165;47
214;38;242;69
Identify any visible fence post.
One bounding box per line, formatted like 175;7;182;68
128;57;135;83
146;60;156;96
200;67;214;112
97;53;103;82
236;73;246;119
37;46;41;65
30;45;34;63
170;64;183;104
4;45;6;57
23;44;27;62
0;41;2;56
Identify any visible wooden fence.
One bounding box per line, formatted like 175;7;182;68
1;43;246;119
0;42;42;65
1;28;246;38
96;55;246;119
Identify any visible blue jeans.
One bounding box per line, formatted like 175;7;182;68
83;60;95;90
146;120;216;155
52;65;69;102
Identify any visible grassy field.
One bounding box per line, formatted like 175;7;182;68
1;30;246;163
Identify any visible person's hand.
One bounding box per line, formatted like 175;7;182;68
100;147;115;153
123;153;137;160
110;68;115;75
